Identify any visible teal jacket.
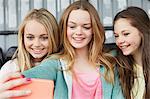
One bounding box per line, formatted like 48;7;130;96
23;59;124;99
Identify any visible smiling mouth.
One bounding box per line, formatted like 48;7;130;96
73;37;85;41
32;48;44;54
120;45;130;50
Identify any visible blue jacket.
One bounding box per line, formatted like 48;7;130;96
23;59;124;99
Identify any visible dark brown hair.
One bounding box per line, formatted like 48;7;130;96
113;6;150;99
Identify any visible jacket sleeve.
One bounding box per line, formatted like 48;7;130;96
23;59;59;81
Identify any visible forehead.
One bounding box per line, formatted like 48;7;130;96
24;20;47;35
68;9;91;24
114;19;132;31
114;18;141;35
115;18;131;27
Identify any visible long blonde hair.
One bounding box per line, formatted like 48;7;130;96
13;8;61;72
59;1;115;83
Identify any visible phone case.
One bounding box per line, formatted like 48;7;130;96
11;78;54;99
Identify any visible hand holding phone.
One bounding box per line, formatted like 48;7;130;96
11;78;54;99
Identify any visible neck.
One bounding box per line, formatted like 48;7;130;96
32;58;43;66
75;47;89;60
32;58;42;62
73;47;96;72
133;50;142;66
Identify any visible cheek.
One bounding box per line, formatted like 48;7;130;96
24;40;33;49
137;35;142;46
86;29;92;34
129;34;141;44
42;41;50;48
88;34;92;41
87;32;93;41
115;39;119;46
67;31;72;41
133;39;141;49
46;44;50;50
24;39;28;48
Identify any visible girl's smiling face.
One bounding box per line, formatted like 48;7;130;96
24;20;49;61
114;18;142;56
67;9;92;50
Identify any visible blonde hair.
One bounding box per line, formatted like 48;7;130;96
59;1;115;83
13;8;61;72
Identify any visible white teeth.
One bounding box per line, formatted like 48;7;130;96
32;49;43;53
121;46;127;49
120;45;129;49
73;37;84;41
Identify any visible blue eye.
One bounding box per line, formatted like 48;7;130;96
124;33;130;36
26;36;34;40
114;35;119;38
41;36;48;41
69;25;76;29
114;34;119;38
84;26;91;30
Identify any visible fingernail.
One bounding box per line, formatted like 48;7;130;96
25;90;32;94
26;78;31;81
21;74;25;78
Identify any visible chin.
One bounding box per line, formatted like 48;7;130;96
32;54;45;59
122;52;130;56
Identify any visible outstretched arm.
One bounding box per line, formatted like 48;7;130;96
0;72;31;99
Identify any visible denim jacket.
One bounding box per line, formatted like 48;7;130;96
23;59;124;99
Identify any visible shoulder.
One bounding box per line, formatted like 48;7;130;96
23;59;60;80
100;65;124;99
0;59;19;74
109;49;117;56
41;58;60;65
38;58;61;70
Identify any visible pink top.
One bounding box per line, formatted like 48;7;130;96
72;68;102;99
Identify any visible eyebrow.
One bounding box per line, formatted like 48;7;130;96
68;21;91;25
25;34;48;36
120;30;129;34
114;30;129;34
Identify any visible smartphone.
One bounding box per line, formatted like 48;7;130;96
11;78;54;99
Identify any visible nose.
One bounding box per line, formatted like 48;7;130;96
33;38;41;47
116;36;125;45
75;27;82;36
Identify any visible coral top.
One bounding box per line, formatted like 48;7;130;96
72;68;102;99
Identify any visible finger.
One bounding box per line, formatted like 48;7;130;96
0;72;23;83
0;78;31;92
0;89;31;98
